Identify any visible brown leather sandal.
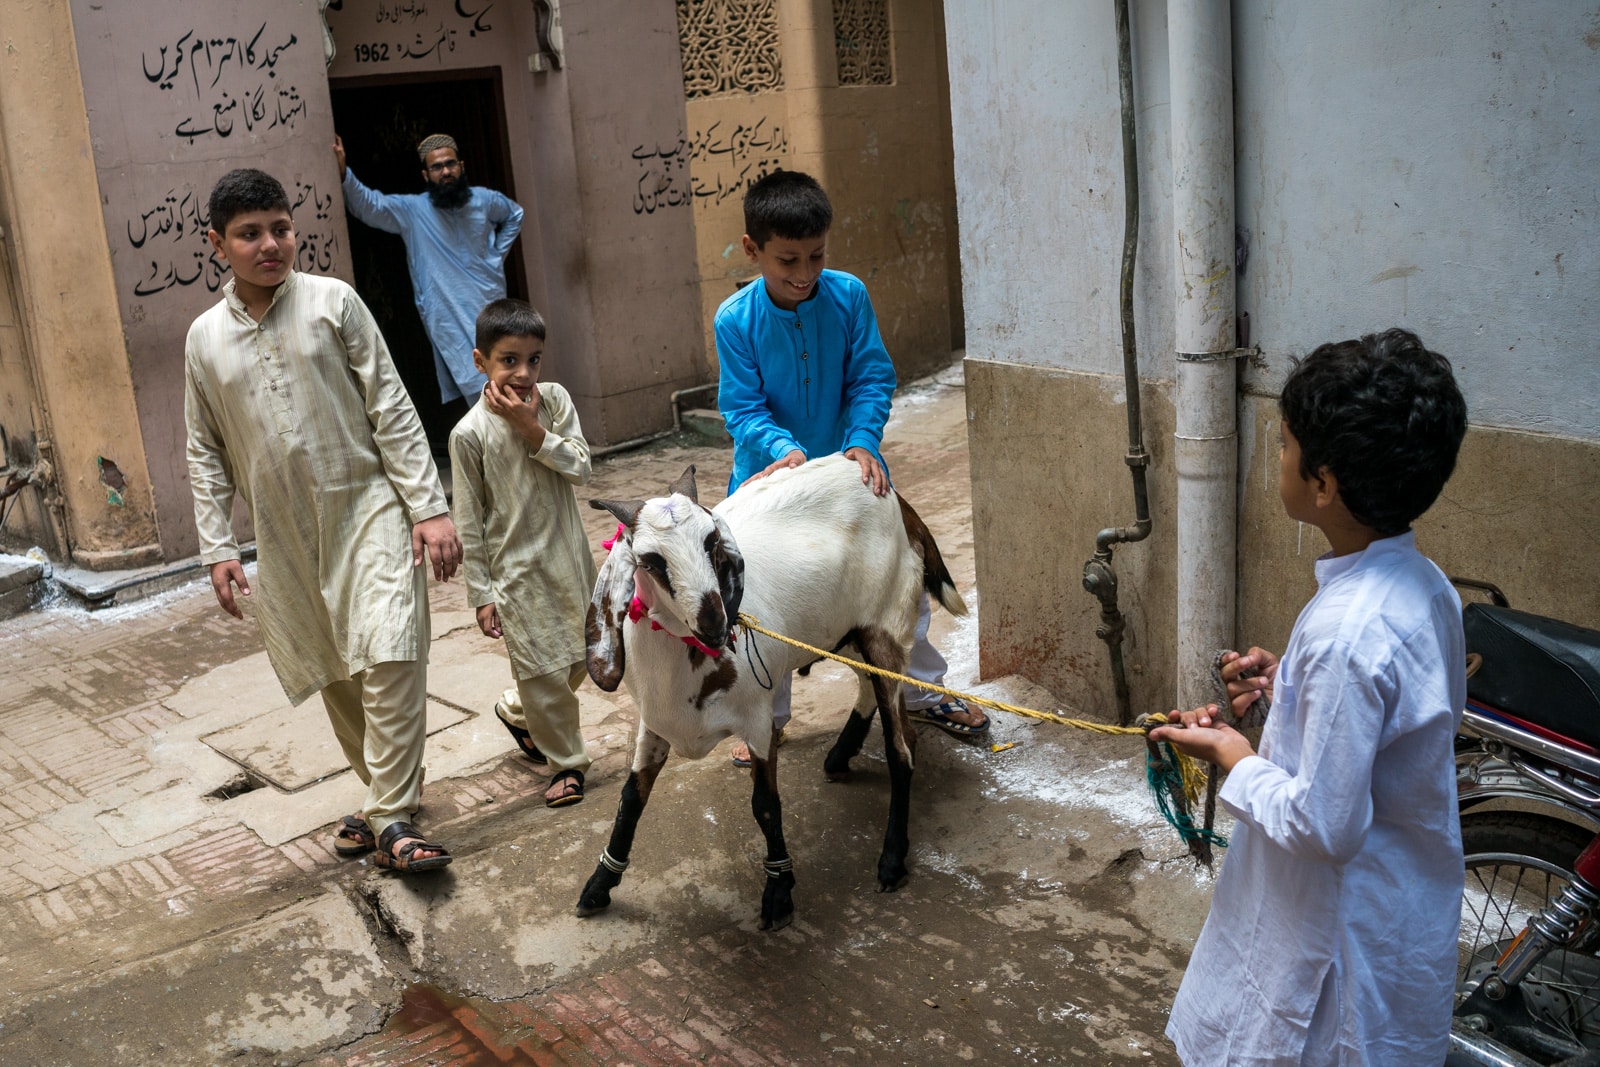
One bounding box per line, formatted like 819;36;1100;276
333;814;375;857
373;821;452;873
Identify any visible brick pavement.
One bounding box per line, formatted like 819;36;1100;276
0;437;737;958
0;368;1195;1065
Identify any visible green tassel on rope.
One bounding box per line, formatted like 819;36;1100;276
1145;741;1229;855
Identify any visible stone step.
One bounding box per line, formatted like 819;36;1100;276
0;552;46;620
678;408;731;445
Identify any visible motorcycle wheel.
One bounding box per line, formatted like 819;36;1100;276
1461;811;1600;1053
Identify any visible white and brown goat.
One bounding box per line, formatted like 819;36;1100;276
576;453;968;930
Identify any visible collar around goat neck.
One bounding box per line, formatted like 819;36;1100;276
606;523;730;657
625;597;728;657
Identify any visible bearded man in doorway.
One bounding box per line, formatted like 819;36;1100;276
335;133;525;443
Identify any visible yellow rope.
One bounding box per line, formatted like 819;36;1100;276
735;611;1187;742
734;612;1216;841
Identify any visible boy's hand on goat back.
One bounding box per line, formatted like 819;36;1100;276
476;603;502;639
1220;647;1278;717
412;515;463;581
844;447;890;496
1148;705;1256;772
209;560;251;620
742;449;806;487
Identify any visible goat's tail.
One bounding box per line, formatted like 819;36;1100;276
896;494;969;617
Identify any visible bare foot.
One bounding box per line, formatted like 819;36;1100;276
942;703;989;730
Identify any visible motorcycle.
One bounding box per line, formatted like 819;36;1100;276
1450;578;1600;1067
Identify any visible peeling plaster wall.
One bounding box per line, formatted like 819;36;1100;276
946;0;1600;712
1;0;168;567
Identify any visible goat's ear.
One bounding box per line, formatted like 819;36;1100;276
585;537;636;692
712;512;745;625
590;498;644;528
667;465;698;503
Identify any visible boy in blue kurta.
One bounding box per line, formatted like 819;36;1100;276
716;170;989;765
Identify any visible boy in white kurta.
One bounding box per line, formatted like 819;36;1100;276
1150;328;1470;1065
449;299;596;808
186;169;461;873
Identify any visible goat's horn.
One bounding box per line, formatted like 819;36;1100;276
667;465;698;503
591;498;645;527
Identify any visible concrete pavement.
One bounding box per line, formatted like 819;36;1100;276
0;363;1216;1065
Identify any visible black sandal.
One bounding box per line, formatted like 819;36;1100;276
333;814;375;857
545;769;585;808
494;700;548;764
373;821;453;873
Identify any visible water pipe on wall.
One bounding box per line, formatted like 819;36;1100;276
1081;0;1152;728
1170;0;1239;712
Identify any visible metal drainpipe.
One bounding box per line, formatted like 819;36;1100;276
1081;0;1151;728
1170;0;1238;712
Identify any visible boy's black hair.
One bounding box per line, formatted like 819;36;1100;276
208;169;291;236
743;169;833;247
475;298;547;352
1279;328;1467;537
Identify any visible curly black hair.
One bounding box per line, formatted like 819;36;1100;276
1279;328;1467;536
207;169;290;237
743;169;833;248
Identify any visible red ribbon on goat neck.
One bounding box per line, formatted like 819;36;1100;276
603;523;728;658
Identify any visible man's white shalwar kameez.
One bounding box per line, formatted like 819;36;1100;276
1167;532;1465;1066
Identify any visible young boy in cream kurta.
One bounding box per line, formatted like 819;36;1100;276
186;169;460;873
449;299;596;808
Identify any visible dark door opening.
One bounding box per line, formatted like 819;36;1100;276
330;68;528;453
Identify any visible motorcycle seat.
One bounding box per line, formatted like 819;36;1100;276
1465;603;1600;750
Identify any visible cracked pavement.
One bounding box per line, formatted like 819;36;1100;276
0;364;1215;1065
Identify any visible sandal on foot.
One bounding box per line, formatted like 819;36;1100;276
494;700;548;764
373;821;453;873
545;769;585;808
907;700;991;738
731;728;787;768
333;814;375;857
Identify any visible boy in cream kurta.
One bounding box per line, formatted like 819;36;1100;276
449;299;596;808
186;169;460;873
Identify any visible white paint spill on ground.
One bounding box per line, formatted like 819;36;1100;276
930;585;1231;889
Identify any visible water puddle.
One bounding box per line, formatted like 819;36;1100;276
377;983;550;1065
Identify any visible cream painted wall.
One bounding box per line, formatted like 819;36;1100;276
326;0;706;447
688;0;961;383
71;0;351;562
946;0;1600;713
1;0;172;567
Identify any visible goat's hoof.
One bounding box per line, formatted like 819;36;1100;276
575;890;613;917
576;867;620;917
760;871;796;930
876;858;909;892
822;751;853;780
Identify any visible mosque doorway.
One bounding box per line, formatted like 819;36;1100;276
329;68;528;455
